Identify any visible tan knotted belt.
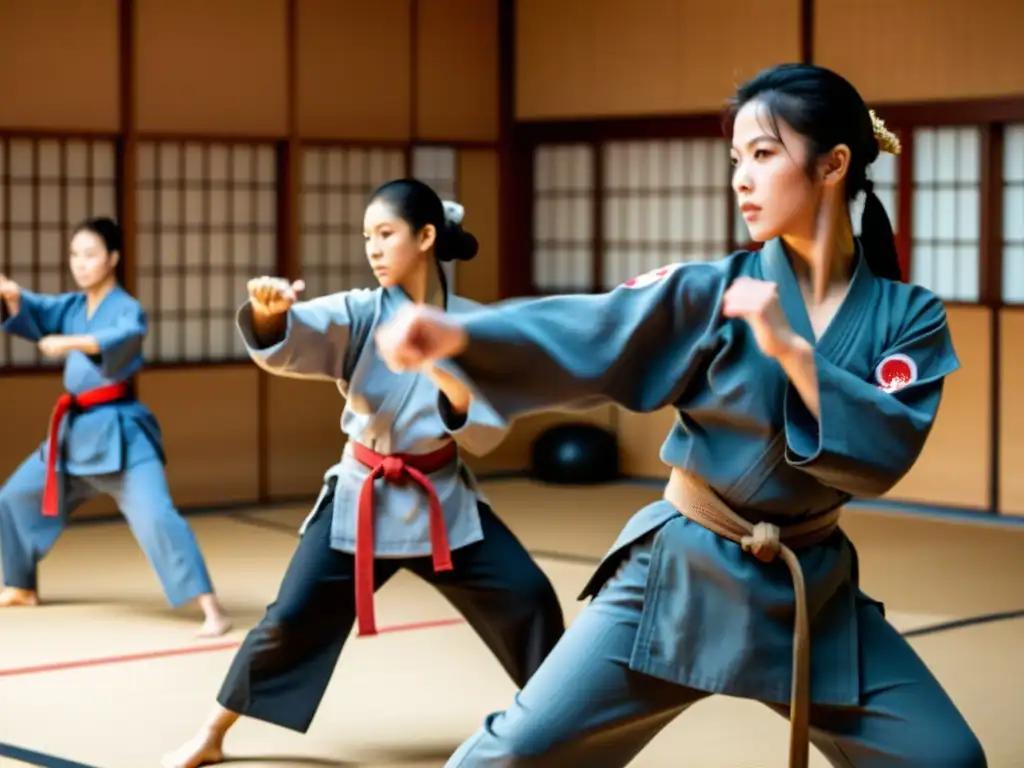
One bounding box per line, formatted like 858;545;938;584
663;469;842;768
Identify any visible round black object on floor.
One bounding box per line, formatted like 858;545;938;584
530;422;620;485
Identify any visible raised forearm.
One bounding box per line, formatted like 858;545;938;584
424;364;471;415
61;334;102;355
776;335;820;419
250;308;289;349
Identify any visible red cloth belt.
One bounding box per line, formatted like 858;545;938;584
42;381;132;518
351;440;457;637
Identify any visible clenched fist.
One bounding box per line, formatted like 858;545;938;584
38;335;72;359
722;277;799;359
247;276;305;316
375;304;469;372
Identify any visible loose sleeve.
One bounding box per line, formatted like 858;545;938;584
437;388;509;457
236;289;375;382
434;261;729;425
90;301;146;379
784;291;960;497
1;289;76;342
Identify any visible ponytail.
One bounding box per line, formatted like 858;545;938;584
859;186;902;282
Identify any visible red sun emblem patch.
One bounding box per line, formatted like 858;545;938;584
621;263;682;290
874;353;918;393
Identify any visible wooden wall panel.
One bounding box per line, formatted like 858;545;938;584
671;0;800;114
0;0;120;132
574;0;682;119
616;408;676;479
886;306;991;508
295;0;411;140
265;375;346;499
135;0;288;136
416;0;499;141
0;374;65;482
455;149;502;305
816;0;1024;103
514;0;596;121
999;309;1024;515
137;367;260;507
515;0;799;119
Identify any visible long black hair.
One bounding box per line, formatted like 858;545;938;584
727;63;902;281
368;178;479;296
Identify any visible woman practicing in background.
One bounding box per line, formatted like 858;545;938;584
375;65;987;767
161;179;565;768
0;216;231;638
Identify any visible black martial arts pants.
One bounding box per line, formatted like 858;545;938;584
217;481;566;733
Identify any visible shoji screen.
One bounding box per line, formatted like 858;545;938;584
532;144;594;293
910;127;982;301
602;139;731;289
135;140;278;363
531;139;737;294
1004;123;1024;304
299;146;405;299
0;137;117;368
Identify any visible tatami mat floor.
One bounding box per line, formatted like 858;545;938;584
0;480;1021;767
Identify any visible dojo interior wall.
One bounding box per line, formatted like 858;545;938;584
1;0;1023;523
0;0;505;518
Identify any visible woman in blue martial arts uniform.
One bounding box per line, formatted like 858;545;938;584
0;216;231;637
375;64;987;767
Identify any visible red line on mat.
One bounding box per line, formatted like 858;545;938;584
0;616;466;679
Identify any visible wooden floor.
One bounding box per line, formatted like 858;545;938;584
0;479;1022;767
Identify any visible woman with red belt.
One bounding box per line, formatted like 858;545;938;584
162;179;564;768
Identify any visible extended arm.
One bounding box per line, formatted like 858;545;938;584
237;289;374;382
1;289;77;342
783;292;959;497
70;302;146;379
432;261;731;426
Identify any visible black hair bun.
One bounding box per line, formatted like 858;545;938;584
450;223;479;262
437;201;479;262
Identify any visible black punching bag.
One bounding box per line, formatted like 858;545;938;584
530;423;620;485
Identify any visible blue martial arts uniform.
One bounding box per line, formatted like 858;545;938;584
0;286;214;608
429;238;987;767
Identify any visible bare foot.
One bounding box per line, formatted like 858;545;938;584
0;587;39;607
161;729;225;768
195;593;232;638
196;613;233;638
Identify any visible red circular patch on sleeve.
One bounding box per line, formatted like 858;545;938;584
621;263;681;289
874;353;918;393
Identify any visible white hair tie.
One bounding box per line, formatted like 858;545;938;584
442;200;465;225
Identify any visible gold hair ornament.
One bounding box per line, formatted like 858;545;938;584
869;110;901;155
